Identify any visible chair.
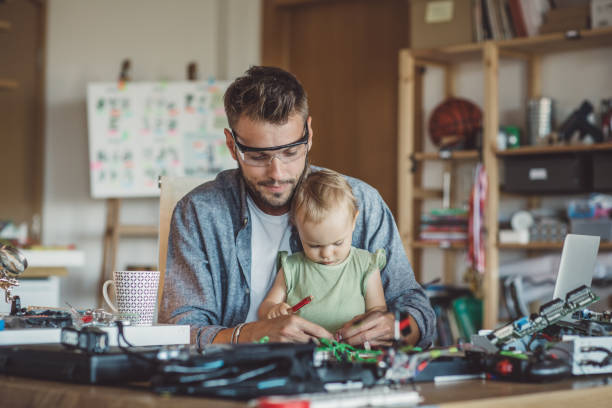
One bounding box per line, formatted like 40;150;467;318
157;176;207;314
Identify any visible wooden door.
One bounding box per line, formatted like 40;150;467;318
0;0;46;242
262;0;410;215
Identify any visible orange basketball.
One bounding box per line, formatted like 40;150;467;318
429;98;482;149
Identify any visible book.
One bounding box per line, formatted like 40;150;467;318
473;0;485;42
452;297;483;341
481;0;493;39
0;324;190;346
486;0;503;39
433;304;453;346
508;0;528;37
499;0;515;39
446;308;462;343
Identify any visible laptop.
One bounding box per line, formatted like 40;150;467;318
552;234;600;301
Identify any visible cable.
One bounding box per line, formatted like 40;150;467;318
115;321;159;366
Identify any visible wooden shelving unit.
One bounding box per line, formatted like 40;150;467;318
398;27;612;330
498;242;612;250
413;150;480;161
496;142;612;156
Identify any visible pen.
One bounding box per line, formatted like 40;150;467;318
291;295;313;313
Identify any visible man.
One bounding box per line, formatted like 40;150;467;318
159;66;435;348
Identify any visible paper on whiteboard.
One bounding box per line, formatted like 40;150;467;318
87;81;235;198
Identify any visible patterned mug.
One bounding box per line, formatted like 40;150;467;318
102;270;160;326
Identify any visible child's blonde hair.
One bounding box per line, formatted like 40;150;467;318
291;169;358;225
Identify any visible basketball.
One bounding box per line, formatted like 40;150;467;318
429;98;483;149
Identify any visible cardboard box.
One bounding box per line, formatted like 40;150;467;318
411;0;473;49
592;0;612;28
539;5;589;34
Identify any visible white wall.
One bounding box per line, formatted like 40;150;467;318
418;47;612;285
44;0;261;308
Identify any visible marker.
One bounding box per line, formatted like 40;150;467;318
291;295;313;313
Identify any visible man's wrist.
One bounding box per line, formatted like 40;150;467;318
232;322;247;344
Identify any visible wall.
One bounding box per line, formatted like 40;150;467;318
418;47;612;285
44;0;260;308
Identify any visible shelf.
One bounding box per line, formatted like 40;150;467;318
398;26;612;331
499;242;612;251
498;26;612;56
408;26;612;64
413;150;480;161
411;240;467;250
116;224;158;237
496;142;612;156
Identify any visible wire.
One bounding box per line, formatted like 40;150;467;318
115;320;159;366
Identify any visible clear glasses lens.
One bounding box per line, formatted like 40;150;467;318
240;144;307;167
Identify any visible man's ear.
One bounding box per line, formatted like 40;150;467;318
306;116;313;152
224;128;238;161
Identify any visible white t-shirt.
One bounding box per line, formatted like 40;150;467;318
245;196;292;322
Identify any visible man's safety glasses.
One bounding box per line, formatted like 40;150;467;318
231;122;309;167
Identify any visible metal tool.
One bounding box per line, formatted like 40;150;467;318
0;244;27;309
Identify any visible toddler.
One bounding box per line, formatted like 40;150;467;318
258;169;387;335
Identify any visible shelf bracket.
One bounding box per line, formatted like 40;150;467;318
409;153;418;173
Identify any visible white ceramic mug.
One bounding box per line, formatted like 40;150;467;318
102;270;160;326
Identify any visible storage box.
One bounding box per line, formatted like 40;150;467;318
503;154;591;193
570;218;612;241
410;0;473;49
593;152;612;191
539;5;590;34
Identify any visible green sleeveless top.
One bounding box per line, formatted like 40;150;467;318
280;247;386;333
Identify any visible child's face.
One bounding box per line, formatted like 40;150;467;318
296;205;357;266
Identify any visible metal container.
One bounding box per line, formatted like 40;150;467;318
527;98;555;145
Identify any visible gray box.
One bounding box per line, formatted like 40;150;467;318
570;218;612;241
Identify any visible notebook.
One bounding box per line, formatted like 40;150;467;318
552;234;600;301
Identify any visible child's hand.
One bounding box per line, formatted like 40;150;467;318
266;302;292;319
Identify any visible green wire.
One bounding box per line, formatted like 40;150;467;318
316;338;381;362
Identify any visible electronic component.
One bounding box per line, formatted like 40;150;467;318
559;335;612;375
61;326;109;354
472;285;599;350
0;344;157;384
572;309;612;324
466;350;570;382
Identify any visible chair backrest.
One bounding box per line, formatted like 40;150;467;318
157;176;207;312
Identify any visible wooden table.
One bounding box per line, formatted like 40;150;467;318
0;374;610;408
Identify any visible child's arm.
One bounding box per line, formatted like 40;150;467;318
364;269;387;313
258;267;292;319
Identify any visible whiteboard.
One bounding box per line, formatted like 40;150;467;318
86;81;236;198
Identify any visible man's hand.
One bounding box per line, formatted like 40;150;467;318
266;302;292;319
227;314;333;344
335;310;421;347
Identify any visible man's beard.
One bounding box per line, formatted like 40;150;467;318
239;155;310;214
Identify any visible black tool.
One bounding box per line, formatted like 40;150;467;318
558;100;604;143
466;350;570;382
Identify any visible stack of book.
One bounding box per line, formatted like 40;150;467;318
474;0;552;42
420;208;469;244
427;285;483;346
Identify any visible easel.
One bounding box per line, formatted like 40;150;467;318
96;60;199;306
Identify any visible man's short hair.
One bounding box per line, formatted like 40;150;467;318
224;66;309;128
291;169;358;225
